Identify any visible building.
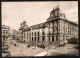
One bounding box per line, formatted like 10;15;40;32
10;29;20;41
19;21;29;42
2;25;10;47
20;5;78;44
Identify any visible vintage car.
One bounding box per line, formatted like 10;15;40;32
2;50;11;57
2;44;9;50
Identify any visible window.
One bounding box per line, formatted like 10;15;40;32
3;30;5;34
52;36;54;42
70;26;71;34
38;37;39;41
35;32;36;36
56;36;58;41
42;31;44;35
49;31;50;35
38;32;39;35
35;37;36;41
68;25;69;34
6;30;8;34
42;37;44;41
49;36;50;41
32;37;33;41
32;32;33;36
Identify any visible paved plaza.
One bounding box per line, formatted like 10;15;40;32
6;40;79;56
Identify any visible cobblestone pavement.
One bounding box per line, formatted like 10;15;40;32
8;42;47;56
8;41;79;56
55;44;79;55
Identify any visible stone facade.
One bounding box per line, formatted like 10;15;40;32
19;20;29;42
20;6;78;44
2;25;10;47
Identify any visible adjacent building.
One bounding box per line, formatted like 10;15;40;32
20;5;78;44
19;21;29;42
2;25;10;47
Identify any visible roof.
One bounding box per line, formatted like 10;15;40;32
47;16;78;26
2;25;10;29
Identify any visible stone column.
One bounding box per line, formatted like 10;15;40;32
40;36;42;41
45;36;48;42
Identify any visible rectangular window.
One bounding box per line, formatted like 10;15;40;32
42;37;44;41
35;32;36;36
49;36;50;41
42;31;44;35
68;25;69;34
38;37;39;41
32;37;33;42
49;31;50;35
52;36;54;42
6;30;8;34
3;30;5;34
35;37;36;41
38;32;39;35
56;36;58;41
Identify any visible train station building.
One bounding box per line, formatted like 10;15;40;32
19;5;78;44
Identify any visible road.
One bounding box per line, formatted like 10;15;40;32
7;40;79;56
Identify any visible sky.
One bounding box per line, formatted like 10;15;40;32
2;1;78;30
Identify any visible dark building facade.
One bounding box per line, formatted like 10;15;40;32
20;6;78;44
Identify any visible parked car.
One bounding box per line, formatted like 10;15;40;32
73;45;79;49
57;41;66;47
2;50;11;57
2;45;9;50
37;42;46;49
27;45;31;47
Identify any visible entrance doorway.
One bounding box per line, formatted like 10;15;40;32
42;37;44;41
38;37;39;41
32;37;33;42
35;37;36;41
48;36;50;41
52;36;54;42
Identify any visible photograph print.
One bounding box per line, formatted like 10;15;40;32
1;1;79;57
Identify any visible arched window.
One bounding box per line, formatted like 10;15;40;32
35;37;36;41
52;36;54;42
38;37;39;41
32;37;33;42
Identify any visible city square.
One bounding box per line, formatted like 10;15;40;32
3;39;79;57
2;1;79;57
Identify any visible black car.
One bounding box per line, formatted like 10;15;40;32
27;45;31;47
